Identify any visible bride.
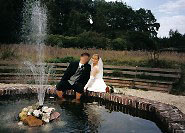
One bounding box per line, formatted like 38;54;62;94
84;54;107;92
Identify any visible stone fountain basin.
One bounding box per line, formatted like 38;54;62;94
0;83;185;133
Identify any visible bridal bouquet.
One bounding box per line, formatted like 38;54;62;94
18;103;60;127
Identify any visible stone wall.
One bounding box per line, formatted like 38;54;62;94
0;85;185;133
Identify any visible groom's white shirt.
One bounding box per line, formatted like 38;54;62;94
79;62;84;68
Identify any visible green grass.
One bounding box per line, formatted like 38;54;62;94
104;59;180;69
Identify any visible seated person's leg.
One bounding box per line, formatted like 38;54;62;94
76;92;82;100
56;91;63;99
49;86;56;94
72;83;84;100
56;80;71;99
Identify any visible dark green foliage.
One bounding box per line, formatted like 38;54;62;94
159;30;185;51
0;0;23;43
125;31;160;51
138;59;180;69
111;38;127;50
46;31;110;49
104;59;180;69
0;1;159;46
45;31;156;50
0;46;17;60
46;35;78;48
77;31;110;49
0;0;184;51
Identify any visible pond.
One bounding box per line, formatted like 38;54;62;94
0;95;163;133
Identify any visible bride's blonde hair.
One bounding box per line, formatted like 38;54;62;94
92;54;100;60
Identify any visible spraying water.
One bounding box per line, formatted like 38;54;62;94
22;0;52;106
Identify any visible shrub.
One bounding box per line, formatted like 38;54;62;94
45;32;110;49
46;35;78;48
60;36;78;48
77;31;110;49
139;59;179;68
111;38;127;50
0;47;17;60
126;31;154;50
45;34;63;46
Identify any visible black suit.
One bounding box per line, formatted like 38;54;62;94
56;61;91;93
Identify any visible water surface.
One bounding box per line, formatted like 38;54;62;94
0;95;163;133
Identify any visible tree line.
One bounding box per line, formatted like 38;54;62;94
0;0;184;51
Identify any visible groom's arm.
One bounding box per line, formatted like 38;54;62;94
61;62;73;81
84;64;91;84
84;66;98;89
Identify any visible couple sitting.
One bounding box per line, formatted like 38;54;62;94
55;53;107;100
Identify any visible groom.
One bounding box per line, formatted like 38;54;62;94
56;53;91;100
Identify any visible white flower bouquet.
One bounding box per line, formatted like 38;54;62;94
18;103;60;127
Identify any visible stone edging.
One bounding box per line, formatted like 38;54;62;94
0;86;185;133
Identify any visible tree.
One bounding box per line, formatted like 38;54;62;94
111;38;127;50
126;31;155;50
44;0;93;35
92;1;109;34
169;29;183;48
66;10;91;35
0;0;23;43
0;0;162;51
134;8;160;37
77;31;109;49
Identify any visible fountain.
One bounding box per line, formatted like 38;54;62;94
21;0;52;106
15;0;60;126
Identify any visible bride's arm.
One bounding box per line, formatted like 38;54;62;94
84;67;99;89
91;67;99;77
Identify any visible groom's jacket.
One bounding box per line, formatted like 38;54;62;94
61;61;91;86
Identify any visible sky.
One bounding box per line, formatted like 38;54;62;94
106;0;185;37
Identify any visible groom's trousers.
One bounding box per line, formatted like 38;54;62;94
56;80;84;94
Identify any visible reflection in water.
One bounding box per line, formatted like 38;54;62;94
0;95;163;133
86;103;102;132
58;100;89;132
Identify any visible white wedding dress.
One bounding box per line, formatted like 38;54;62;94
84;58;106;92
